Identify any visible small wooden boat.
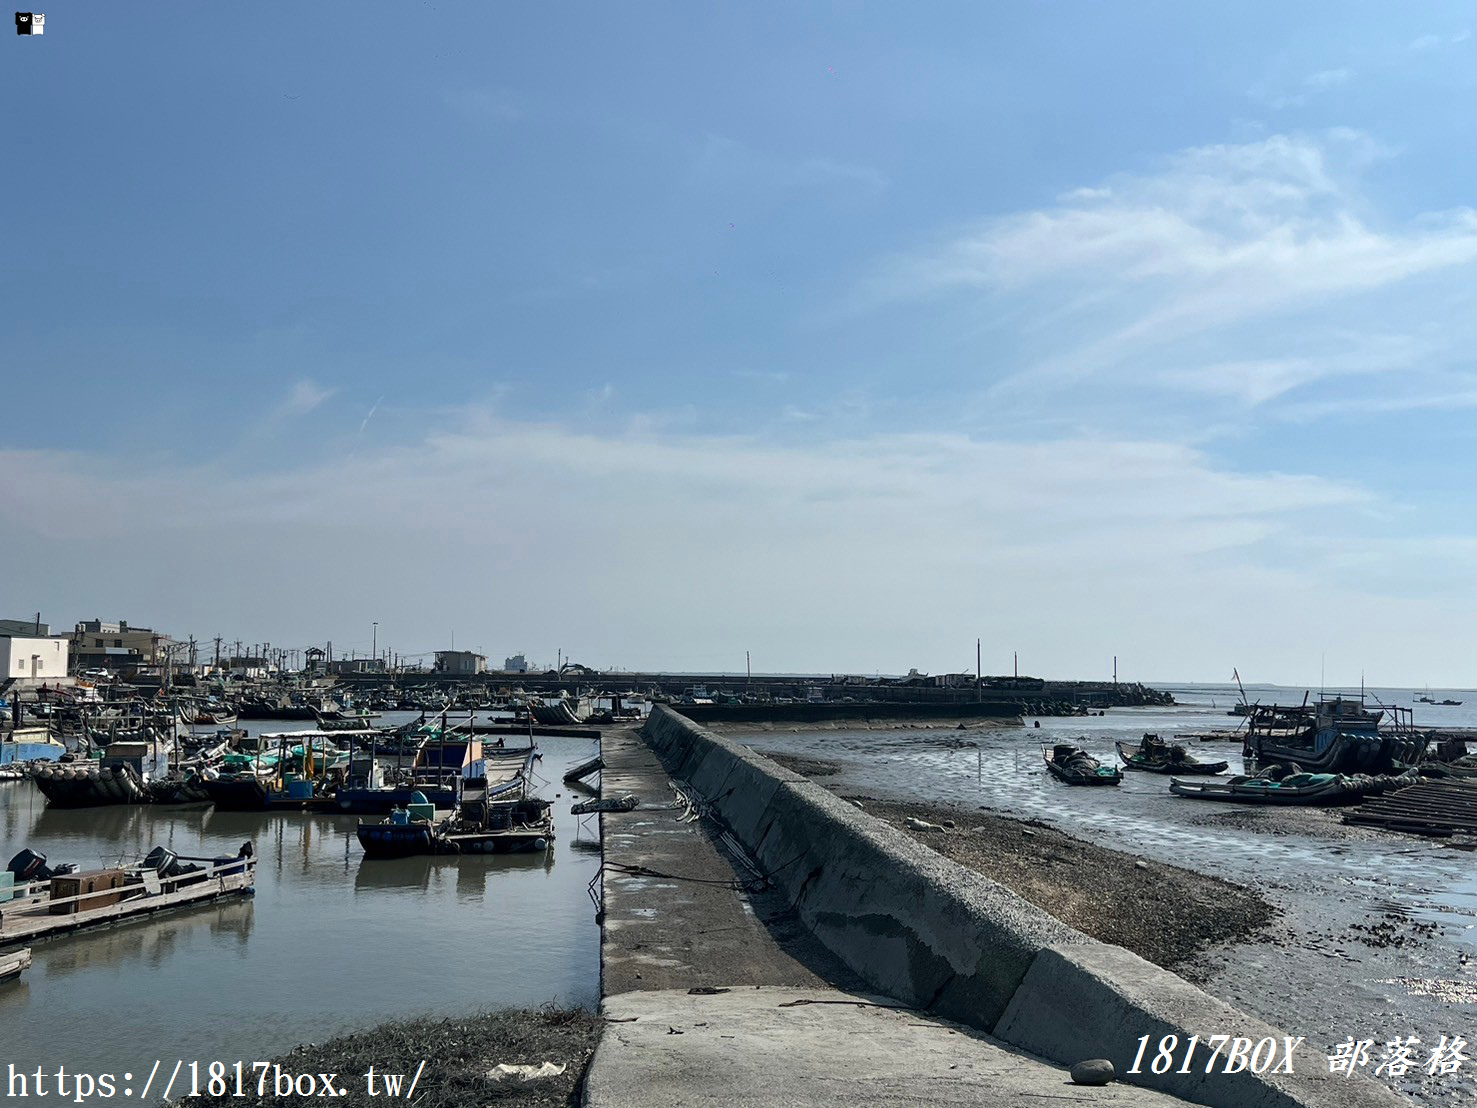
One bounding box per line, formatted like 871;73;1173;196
1116;735;1227;775
1169;772;1356;805
1043;744;1121;786
0;947;32;984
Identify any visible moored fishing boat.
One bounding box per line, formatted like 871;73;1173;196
32;739;171;807
1116;734;1227;775
1043;744;1121;786
1169;772;1357;806
356;796;554;857
1244;694;1427;774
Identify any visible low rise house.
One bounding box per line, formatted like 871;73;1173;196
1;635;70;683
436;650;487;676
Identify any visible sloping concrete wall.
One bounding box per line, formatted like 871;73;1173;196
641;706;1401;1108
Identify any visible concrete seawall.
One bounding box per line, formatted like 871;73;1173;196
640;705;1401;1108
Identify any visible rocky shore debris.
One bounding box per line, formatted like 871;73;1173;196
1069;1058;1115;1085
179;1008;599;1108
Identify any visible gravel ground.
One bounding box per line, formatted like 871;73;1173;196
174;1008;599;1108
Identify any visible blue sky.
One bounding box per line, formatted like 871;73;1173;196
5;3;1477;684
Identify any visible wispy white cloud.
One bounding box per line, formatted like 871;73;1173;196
359;394;385;434
275;379;335;420
1408;30;1470;51
869;131;1477;419
1253;67;1356;110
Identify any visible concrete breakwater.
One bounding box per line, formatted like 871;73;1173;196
677;700;1022;725
639;706;1398;1108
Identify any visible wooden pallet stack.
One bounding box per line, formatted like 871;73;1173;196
1344;780;1477;836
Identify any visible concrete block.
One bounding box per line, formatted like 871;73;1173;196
996;943;1406;1108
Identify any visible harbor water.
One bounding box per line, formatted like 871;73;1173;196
0;715;602;1074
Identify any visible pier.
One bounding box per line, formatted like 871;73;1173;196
0;858;255;947
583;710;1403;1107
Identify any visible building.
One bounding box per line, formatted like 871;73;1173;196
72;620;174;672
1;636;70;683
225;656;272;679
327;658;387;676
0;617;50;637
436;650;486;676
503;654;529;674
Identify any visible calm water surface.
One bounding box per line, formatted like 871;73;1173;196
0;716;601;1072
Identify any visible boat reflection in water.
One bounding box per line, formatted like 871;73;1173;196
353;850;555;897
38;898;255;980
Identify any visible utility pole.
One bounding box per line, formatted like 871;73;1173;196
1113;656;1118;684
746;650;751;686
976;638;982;702
1014;651;1018;679
372;622;378;661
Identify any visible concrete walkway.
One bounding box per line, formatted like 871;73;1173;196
589;730;1198;1106
598;727;864;995
587;987;1196;1107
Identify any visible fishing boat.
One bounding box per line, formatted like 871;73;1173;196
1244;695;1427;773
1;725;65;768
313;706;381;732
1169;772;1358;806
357;796;554;857
356;750;548;856
1042;744;1121;786
200;732;348;811
31;740;172;807
1116;734;1227;775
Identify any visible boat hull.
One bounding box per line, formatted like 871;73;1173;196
356;822;554;857
1169;776;1356;806
33;764;149;807
1115;741;1227;775
357;822;437;858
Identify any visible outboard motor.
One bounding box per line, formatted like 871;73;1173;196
143;846;182;878
7;848;50;882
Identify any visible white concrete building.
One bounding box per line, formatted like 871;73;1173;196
1;636;70;682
